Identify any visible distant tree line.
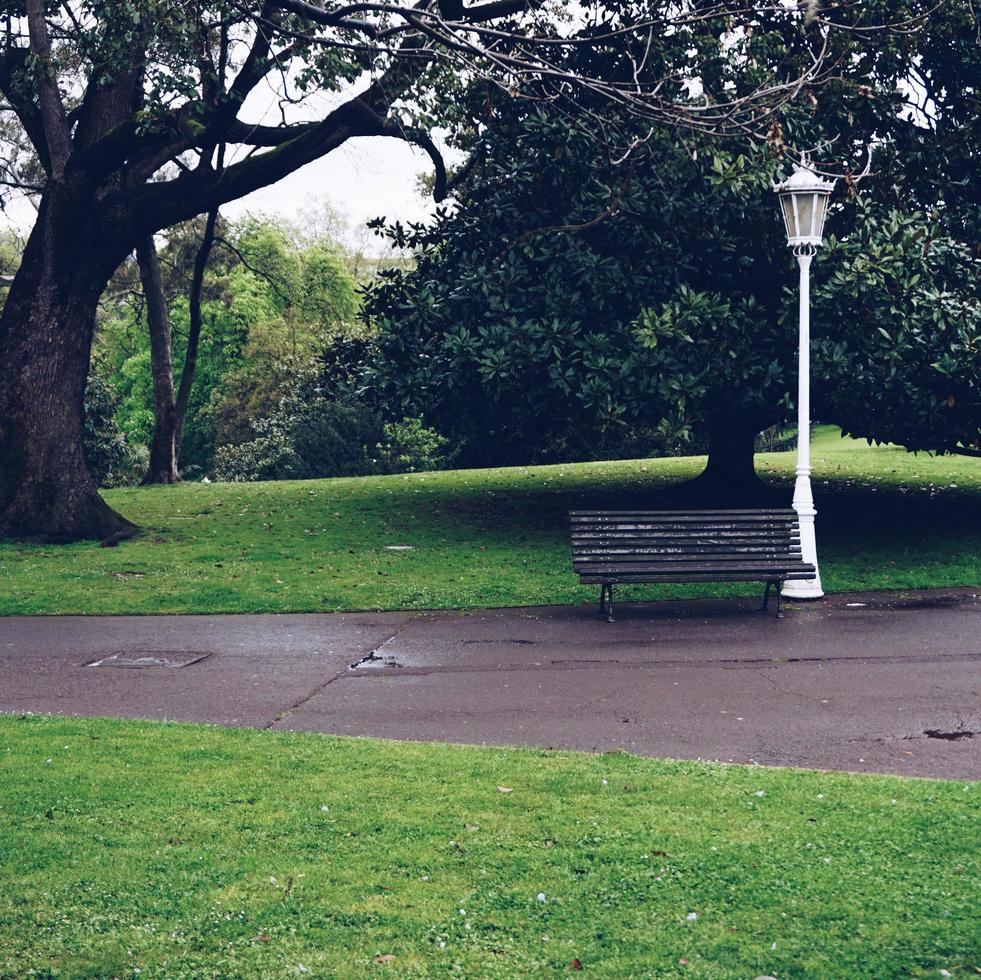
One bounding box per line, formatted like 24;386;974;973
67;212;443;487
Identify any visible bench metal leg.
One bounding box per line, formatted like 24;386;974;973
761;580;783;618
598;583;615;622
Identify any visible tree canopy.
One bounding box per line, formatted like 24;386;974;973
0;0;950;538
364;3;980;486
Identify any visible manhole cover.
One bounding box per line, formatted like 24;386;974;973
85;651;211;669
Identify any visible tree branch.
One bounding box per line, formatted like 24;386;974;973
0;45;50;173
25;0;71;177
176;205;220;455
382;122;447;200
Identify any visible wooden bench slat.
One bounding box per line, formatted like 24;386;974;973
572;538;800;554
569;507;797;521
572;517;796;531
579;571;816;584
571;525;798;532
571;518;797;527
572;548;803;565
572;531;800;547
569;507;797;520
577;563;816;574
570;509;798;516
572;537;800;551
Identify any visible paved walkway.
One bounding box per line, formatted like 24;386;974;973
2;589;978;779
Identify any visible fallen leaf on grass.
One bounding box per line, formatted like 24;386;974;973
252;935;271;943
570;958;582;970
374;954;396;963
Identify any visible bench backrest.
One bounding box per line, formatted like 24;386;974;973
569;509;803;568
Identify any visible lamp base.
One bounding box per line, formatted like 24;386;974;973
781;578;824;600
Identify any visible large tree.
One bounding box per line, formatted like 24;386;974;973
364;0;979;494
0;0;905;540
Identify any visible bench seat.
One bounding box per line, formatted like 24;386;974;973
570;509;816;621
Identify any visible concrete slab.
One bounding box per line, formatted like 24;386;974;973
351;593;980;673
1;590;978;778
0;612;412;727
286;656;979;778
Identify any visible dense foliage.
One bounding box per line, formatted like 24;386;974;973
365;3;981;471
81;375;142;489
211;333;449;482
94;216;368;481
813;209;980;451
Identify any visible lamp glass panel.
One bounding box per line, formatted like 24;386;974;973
780;194;796;240
794;192;814;240
812;194;828;240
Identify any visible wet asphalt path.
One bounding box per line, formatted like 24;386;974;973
1;588;978;779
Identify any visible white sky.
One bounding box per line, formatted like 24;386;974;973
221;72;454;251
221;136;445;251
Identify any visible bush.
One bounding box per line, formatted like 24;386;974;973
212;432;299;483
212;388;383;482
374;417;451;474
285;397;383;479
211;332;455;483
212;397;455;483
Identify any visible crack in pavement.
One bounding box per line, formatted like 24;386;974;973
346;650;981;678
266;618;418;728
744;662;833;707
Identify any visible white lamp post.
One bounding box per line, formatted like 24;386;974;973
773;160;835;599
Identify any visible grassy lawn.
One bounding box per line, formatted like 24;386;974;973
0;426;978;615
1;715;977;978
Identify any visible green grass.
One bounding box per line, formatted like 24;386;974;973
1;715;977;978
1;426;978;615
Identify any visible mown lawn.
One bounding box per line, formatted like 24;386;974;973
1;715;977;978
1;427;978;615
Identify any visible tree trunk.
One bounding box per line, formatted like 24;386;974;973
136;236;180;484
701;412;764;495
669;409;778;507
0;193;135;542
175;207;219;459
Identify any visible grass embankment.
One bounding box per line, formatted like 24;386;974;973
1;715;977;978
1;426;978;615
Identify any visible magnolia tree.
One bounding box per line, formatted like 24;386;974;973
0;0;907;540
363;0;979;494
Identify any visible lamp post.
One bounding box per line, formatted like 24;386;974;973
773;160;835;599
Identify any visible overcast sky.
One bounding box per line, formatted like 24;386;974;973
222;135;445;251
222;76;454;250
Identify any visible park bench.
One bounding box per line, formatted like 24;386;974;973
569;509;816;622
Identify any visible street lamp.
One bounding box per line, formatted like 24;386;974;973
773;159;835;599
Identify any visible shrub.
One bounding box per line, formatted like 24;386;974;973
212;390;383;482
212;432;299;483
374;417;451;473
